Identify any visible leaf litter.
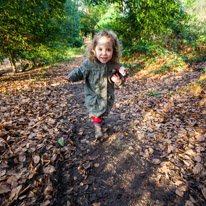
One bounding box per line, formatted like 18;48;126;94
0;55;206;206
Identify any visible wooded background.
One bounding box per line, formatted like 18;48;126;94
1;0;206;73
1;1;206;206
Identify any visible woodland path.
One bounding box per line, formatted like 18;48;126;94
0;55;206;206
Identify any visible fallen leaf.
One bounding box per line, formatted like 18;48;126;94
92;203;101;206
149;148;154;154
193;163;203;175
152;159;161;164
185;149;196;156
58;138;64;146
33;155;40;164
29;133;36;138
174;180;184;186
19;154;26;162
0;184;11;194
0;170;6;177
194;154;201;162
29;168;37;179
195;134;205;142
9;185;22;201
43;165;55;174
41;200;50;206
176;188;184;197
44;184;53;197
0;131;7;138
83;162;91;170
189;195;196;203
185;200;194;206
67;200;71;206
94;163;99;167
201;187;206;199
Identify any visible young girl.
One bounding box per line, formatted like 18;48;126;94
61;30;126;140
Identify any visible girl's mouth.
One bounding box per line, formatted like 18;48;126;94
101;57;107;61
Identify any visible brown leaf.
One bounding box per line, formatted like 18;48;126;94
83;162;91;170
43;165;55;174
92;203;101;206
0;124;9;129
149;148;154;154
7;169;17;176
33;155;40;164
193;163;203;175
29;168;37;179
167;145;176;153
67;200;71;206
173;180;184;186
94;163;99;167
0;138;7;151
9;185;22;201
18;154;26;162
41;200;50;206
201;187;206;199
152;159;161;164
51;153;57;162
0;169;6;177
44;184;53;198
0;183;11;194
175;188;184;197
194;154;201;162
185;200;194;206
195;134;205;142
7;176;18;187
0;131;7;138
87;155;99;161
143;149;149;158
189;195;196;203
184;149;196;156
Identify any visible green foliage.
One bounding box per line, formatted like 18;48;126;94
94;4;121;32
150;65;172;74
21;44;73;66
0;0;82;72
87;0;188;43
147;91;160;96
1;0;205;74
123;63;143;71
79;2;108;37
60;0;82;47
58;138;64;147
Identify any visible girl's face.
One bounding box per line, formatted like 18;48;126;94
94;36;113;64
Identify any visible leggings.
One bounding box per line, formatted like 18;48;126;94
92;116;102;127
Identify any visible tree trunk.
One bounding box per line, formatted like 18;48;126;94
8;52;17;73
92;28;95;39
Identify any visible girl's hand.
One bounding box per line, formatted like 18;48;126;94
60;76;70;81
111;73;121;84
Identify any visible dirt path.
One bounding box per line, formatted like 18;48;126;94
0;56;206;206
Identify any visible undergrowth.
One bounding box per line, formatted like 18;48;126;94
122;21;206;75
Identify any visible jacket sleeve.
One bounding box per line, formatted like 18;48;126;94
66;61;87;82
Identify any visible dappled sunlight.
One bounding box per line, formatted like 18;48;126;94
1;0;206;204
107;56;206;205
0;57;85;96
0;48;206;205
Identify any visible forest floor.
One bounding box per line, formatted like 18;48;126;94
0;54;206;206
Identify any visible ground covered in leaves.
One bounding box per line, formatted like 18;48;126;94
0;56;206;206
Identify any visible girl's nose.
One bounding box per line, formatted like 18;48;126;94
102;50;106;55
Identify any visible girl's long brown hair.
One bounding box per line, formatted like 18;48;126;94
87;30;121;63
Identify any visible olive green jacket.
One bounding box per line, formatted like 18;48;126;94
67;59;121;117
